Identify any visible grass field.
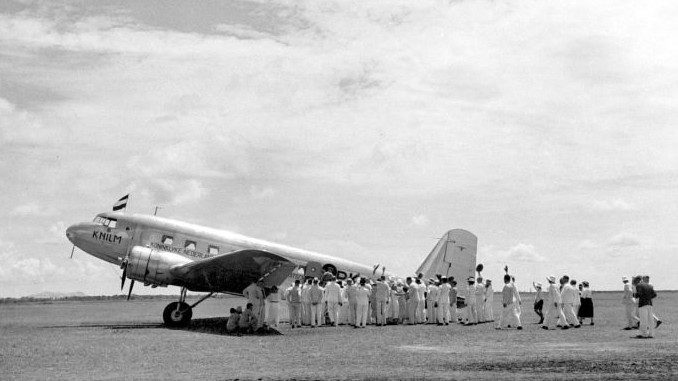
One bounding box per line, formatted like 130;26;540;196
1;291;676;380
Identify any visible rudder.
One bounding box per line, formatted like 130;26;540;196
415;229;477;284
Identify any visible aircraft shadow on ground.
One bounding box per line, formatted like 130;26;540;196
43;317;281;337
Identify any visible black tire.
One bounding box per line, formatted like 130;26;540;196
163;301;192;327
322;264;337;276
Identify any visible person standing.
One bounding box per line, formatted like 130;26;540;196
561;279;581;328
496;274;523;330
475;277;486;323
301;278;312;326
542;276;568;330
425;280;438;324
324;277;342;327
242;280;265;329
532;282;544;324
286;280;302;328
464;277;478;325
641;275;662;328
438;277;451;325
355;278;371;328
266;285;280;328
375;276;390;326
450;280;458;324
346;278;358;327
406;277;419;325
389;284;400;324
308;278;324;327
634;275;657;338
484;279;494;323
578;281;594;325
416;278;426;323
622;276;639;330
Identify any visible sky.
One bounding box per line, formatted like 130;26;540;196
1;0;677;297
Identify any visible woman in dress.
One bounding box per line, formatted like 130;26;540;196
578;281;594;325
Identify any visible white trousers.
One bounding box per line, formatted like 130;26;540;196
356;302;369;327
497;303;521;328
639;305;654;337
348;301;357;325
544;303;568;328
563;303;579;326
485;300;494;321
624;303;638;327
267;302;279;327
310;303;322;326
376;301;387;325
326;301;339;324
426;301;437;323
466;303;477;324
438;301;450;323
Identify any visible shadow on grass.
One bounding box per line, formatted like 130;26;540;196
41;317;282;336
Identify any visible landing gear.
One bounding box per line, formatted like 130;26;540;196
162;287;214;328
163;301;192;327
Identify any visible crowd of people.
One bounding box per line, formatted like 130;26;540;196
223;271;662;339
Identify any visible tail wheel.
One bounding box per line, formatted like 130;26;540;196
163;301;193;327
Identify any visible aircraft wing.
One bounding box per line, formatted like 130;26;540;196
169;249;297;294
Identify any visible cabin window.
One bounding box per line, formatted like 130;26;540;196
161;235;174;245
108;219;117;229
184;240;196;251
208;245;219;256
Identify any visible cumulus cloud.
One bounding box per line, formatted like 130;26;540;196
590;199;635;211
607;233;641;248
10;202;58;217
411;214;430;227
482;243;546;263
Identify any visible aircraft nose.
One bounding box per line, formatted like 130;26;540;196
66;223;88;245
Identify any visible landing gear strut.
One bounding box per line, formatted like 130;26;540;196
162;287;214;328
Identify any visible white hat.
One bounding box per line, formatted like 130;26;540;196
622;276;628;282
534;282;542;288
547;276;556;283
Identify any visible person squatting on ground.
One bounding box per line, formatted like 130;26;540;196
238;303;258;333
226;307;240;334
496;274;522;330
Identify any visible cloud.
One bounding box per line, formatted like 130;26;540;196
482;243;546;263
607;233;641;248
590;199;635;211
411;214;429;227
10;202;58;217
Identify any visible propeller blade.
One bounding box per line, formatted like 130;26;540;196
127;280;135;300
69;246;75;259
120;266;127;291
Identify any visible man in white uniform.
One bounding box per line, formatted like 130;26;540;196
426;280;439;324
475;277;486;323
464;277;477;325
301;278;312;326
496;274;522;330
542;275;568;330
308;278;324;327
485;279;494;322
346;278;358;327
561;279;581;328
621;276;638;330
242;280;265;329
438;277;451;325
406;277;419;325
323;277;342;327
374;276;390;326
355;278;371;328
416;278;426;323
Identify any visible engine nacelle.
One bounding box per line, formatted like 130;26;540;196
126;246;192;286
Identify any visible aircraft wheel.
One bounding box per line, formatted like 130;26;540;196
163;301;193;327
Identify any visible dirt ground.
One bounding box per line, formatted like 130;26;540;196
1;291;676;380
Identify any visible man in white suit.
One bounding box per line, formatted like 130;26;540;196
542;275;569;330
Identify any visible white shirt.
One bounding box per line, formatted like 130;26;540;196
561;284;577;304
324;281;342;303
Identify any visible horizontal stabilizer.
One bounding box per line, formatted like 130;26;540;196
415;229;477;283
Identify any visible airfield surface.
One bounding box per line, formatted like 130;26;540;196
1;291;676;380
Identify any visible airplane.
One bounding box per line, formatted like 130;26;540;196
66;200;477;327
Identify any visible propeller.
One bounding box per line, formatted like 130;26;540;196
119;257;134;300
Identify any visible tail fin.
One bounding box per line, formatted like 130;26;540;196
415;229;477;283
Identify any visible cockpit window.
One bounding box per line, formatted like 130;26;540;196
184;240;196;251
161;235;174;245
93;216;117;228
108;219;117;228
